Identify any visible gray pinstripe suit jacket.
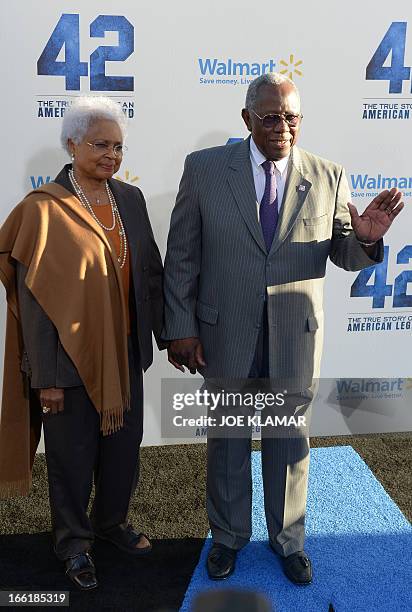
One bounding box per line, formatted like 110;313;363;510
162;137;383;389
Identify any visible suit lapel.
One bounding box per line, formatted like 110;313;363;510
227;137;267;255
269;147;312;256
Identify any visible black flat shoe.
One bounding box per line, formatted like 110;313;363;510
281;550;312;585
65;552;98;591
94;524;152;556
207;543;237;580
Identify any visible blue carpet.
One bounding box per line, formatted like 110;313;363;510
180;446;412;612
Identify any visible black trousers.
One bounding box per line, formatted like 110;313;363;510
40;335;143;560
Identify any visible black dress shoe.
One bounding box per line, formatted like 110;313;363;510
281;550;312;585
207;543;237;580
65;552;98;590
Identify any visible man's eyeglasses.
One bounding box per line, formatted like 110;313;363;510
251;109;303;128
86;141;128;157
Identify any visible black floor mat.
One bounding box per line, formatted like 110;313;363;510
0;532;205;611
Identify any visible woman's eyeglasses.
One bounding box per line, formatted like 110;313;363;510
86;142;128;157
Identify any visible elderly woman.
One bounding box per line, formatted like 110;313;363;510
0;97;165;590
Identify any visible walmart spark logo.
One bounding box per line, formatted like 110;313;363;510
115;169;139;184
279;54;303;80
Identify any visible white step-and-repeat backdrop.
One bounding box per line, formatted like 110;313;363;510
1;1;411;446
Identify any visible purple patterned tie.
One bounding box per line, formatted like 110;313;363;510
260;160;278;251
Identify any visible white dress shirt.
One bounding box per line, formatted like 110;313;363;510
249;137;290;220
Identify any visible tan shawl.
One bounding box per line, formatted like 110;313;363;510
0;183;130;498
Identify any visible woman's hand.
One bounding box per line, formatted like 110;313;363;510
39;388;64;414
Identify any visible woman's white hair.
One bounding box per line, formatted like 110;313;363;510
60;96;128;154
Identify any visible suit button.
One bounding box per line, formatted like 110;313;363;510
144;296;150;302
143;266;149;272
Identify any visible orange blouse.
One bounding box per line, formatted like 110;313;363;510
90;204;131;335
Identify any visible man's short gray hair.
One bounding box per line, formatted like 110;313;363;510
60;96;128;154
245;72;300;110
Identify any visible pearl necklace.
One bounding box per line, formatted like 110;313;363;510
68;169;128;268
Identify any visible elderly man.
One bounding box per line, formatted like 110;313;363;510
162;73;403;584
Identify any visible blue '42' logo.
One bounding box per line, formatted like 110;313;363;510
366;22;411;93
37;14;134;91
351;246;412;308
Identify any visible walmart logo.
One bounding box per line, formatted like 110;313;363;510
198;55;303;86
30;175;51;189
199;58;277;77
115;169;139;184
279;54;303;80
30;170;139;190
351;173;412;191
336;378;404;397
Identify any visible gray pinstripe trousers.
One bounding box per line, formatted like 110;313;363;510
206;304;311;556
